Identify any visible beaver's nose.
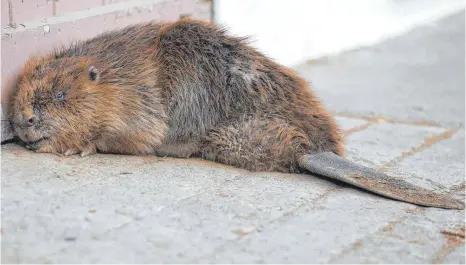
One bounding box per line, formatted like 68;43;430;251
24;115;38;127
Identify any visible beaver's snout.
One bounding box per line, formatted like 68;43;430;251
23;115;38;127
16;112;39;129
13;112;49;144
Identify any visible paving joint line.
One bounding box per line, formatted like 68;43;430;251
333;192;464;263
329;206;435;263
328;218;408;263
343;121;374;136
334;112;444;128
432;226;465;264
377;128;458;171
190;186;343;263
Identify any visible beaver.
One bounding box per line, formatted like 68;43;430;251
8;18;464;209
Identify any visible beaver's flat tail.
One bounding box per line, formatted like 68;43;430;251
298;152;464;210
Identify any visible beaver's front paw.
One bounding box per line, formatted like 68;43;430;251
79;147;96;157
26;140;54;153
63;149;80;156
63;146;96;157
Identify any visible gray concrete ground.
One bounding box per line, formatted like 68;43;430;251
2;11;465;264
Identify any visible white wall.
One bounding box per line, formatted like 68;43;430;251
215;0;465;66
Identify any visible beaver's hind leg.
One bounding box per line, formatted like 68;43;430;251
199;116;309;173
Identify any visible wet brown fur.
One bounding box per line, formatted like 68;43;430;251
10;18;343;173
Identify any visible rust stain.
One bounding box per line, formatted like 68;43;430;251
334;112;442;127
353;240;362;248
88;209;96;213
231;228;257;236
433;226;465;263
380;221;401;234
383;224;393;232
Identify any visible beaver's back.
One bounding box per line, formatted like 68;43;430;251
155;19;342;154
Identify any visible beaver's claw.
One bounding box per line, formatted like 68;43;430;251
64;149;80;156
63;146;96;157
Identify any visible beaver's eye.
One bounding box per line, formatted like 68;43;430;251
56;92;64;100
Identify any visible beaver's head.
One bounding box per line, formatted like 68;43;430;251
9;55;101;151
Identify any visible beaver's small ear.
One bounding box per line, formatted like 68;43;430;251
88;66;100;82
